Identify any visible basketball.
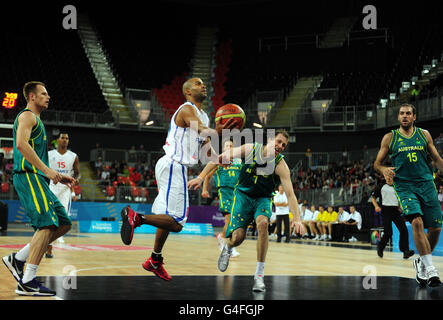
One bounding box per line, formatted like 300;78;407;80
215;104;246;131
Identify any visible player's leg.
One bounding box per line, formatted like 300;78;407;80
121;157;185;245
252;198;273;292
410;215;440;286
218;190;251;272
142;227;172;281
255;214;269;263
427;228;441;252
46;191;72;257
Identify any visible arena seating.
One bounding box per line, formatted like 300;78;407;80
211;40;232;111
153;74;188;118
89;9;195;94
0;16;109;116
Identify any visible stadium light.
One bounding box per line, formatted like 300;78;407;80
145;120;154;126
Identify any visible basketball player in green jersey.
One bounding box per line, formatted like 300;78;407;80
2;82;77;296
374;104;443;287
202;139;242;257
189;129;304;292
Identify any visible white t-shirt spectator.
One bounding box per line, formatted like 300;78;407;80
302;208;314;221
274;192;289;215
312;210;319;221
348;210;362;230
338;210;350;222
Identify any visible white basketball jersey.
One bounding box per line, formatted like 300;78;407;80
48;149;77;189
163;101;210;166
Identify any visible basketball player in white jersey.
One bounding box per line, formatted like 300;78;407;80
46;133;80;255
120;77;236;281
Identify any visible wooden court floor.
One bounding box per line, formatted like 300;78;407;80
1;224;443;300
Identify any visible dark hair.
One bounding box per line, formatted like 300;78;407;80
58;132;69;138
398;103;416;115
23;81;45;102
276;129;289;140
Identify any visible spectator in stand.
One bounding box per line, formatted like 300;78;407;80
312;205;328;240
323;206;338;240
343;205;362;242
130;168;141;185
300;204;316;239
331;206;350;241
99;165;111;187
438;185;443;204
95;156;103;173
109;167;118;183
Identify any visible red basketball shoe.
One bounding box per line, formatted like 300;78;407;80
142;257;172;281
120;206;142;245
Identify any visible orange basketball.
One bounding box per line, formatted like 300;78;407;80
214;104;246;130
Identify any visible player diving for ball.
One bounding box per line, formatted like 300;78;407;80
189;129;304;292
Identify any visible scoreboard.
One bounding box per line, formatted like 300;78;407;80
2;92;18;109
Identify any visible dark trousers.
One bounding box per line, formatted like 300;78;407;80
379;205;410;252
276;214;290;239
331;223;345;241
344;224;360;240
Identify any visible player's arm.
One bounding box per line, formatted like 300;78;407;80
275;159;305;234
188;161;219;190
374;132;396;184
219;143;254;165
176;105;236;135
202;166;218;198
423;129;443;172
16;112;62;184
73;155;80;180
371;196;381;212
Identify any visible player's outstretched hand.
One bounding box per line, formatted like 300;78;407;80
188;177;203;190
46;168;62;184
291;220;305;235
201;190;210;198
60;175;78;188
215;118;237;135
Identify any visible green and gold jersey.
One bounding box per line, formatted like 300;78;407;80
213;158;242;190
388;127;434;182
236;143;284;198
13;108;48;177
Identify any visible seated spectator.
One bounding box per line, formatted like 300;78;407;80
130;169;141;184
438;185;443;204
311;205;328;240
99;165;111;187
343;205;362;242
331;206;350;241
300;204;316;239
323;206;338;240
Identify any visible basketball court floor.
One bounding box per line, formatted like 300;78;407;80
1;224;443;301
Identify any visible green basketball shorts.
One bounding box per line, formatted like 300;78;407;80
13;172;71;230
393;179;442;228
225;189;273;238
